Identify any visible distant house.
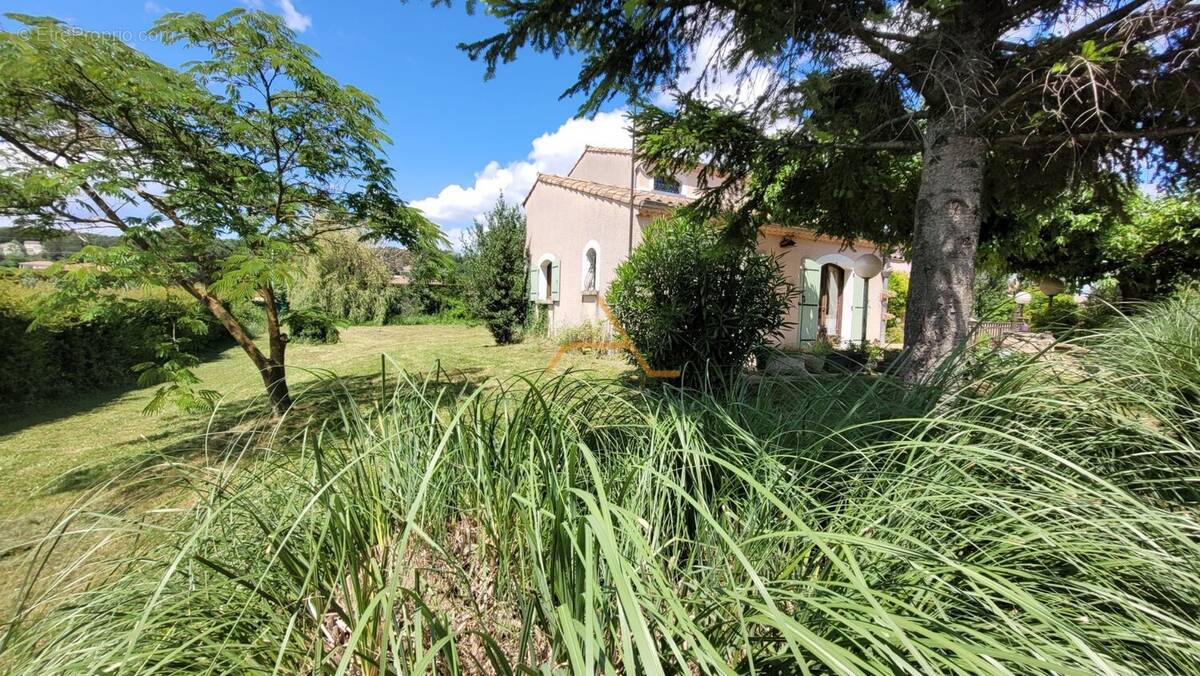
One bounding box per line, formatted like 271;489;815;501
524;145;898;347
18;260;53;270
375;247;412;286
0;239;45;258
375;247;445;287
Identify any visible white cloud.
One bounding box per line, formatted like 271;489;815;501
411;109;632;229
239;0;311;32
277;0;312;32
654;22;777;110
144;1;165;14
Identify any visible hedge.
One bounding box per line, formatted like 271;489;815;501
0;282;227;407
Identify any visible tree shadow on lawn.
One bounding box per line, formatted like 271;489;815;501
40;366;487;502
0;388;144;441
0;342;235;439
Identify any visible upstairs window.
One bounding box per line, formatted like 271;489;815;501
653;176;681;194
540;259;554;301
583;247;598;293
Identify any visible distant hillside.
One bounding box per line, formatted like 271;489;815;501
0;228;123;262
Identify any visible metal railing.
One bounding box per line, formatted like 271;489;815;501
973;320;1029;343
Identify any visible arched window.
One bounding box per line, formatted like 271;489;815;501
540;258;554;301
533;253;560;303
582;240;600;294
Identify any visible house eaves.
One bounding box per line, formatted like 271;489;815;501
524;173;694;211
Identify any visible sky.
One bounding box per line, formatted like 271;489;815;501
0;0;638;247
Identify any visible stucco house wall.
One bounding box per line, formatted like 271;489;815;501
524;178;641;329
524;146;892;348
567;148;633;187
633;165;713;199
757;232;887;348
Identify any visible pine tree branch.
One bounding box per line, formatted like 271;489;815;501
995;125;1200;146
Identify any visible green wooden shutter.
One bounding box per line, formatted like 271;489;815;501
799;259;820;346
528;264;538;301
551;260;561;302
849;274;868;343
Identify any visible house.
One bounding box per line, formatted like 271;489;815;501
523;145;895;348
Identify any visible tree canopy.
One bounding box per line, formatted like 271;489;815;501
984;190;1200;299
0;10;439;412
465;0;1200;378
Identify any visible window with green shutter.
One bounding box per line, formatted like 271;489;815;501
849;274;869;343
799;259;820;346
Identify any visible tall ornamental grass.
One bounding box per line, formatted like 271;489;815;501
4;295;1200;674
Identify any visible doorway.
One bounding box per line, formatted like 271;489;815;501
818;263;845;340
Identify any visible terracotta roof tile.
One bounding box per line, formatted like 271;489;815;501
583;145;633;156
533;173;695;209
529;173;889;252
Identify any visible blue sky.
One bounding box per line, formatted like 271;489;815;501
0;0;637;242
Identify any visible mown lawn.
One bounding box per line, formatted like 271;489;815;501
0;324;628;613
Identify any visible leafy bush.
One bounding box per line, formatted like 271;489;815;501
0;281;225;406
555;320;608;346
289;232;392;325
229;298;268;337
525;302;548;338
1028;288;1080;335
608;216;795;382
8;295;1200;673
885;270;907;343
385;305;475;326
285;307;340;344
1078;276;1123;329
972;268;1018;321
385;248;469;323
462;197;528;344
555;320;612;358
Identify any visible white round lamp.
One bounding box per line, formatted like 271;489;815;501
1014;291;1032;306
1039;277;1066;297
854;253;883;279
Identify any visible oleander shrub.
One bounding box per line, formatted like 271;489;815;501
608;215;795;383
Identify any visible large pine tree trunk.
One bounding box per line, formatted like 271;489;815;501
901;120;987;382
